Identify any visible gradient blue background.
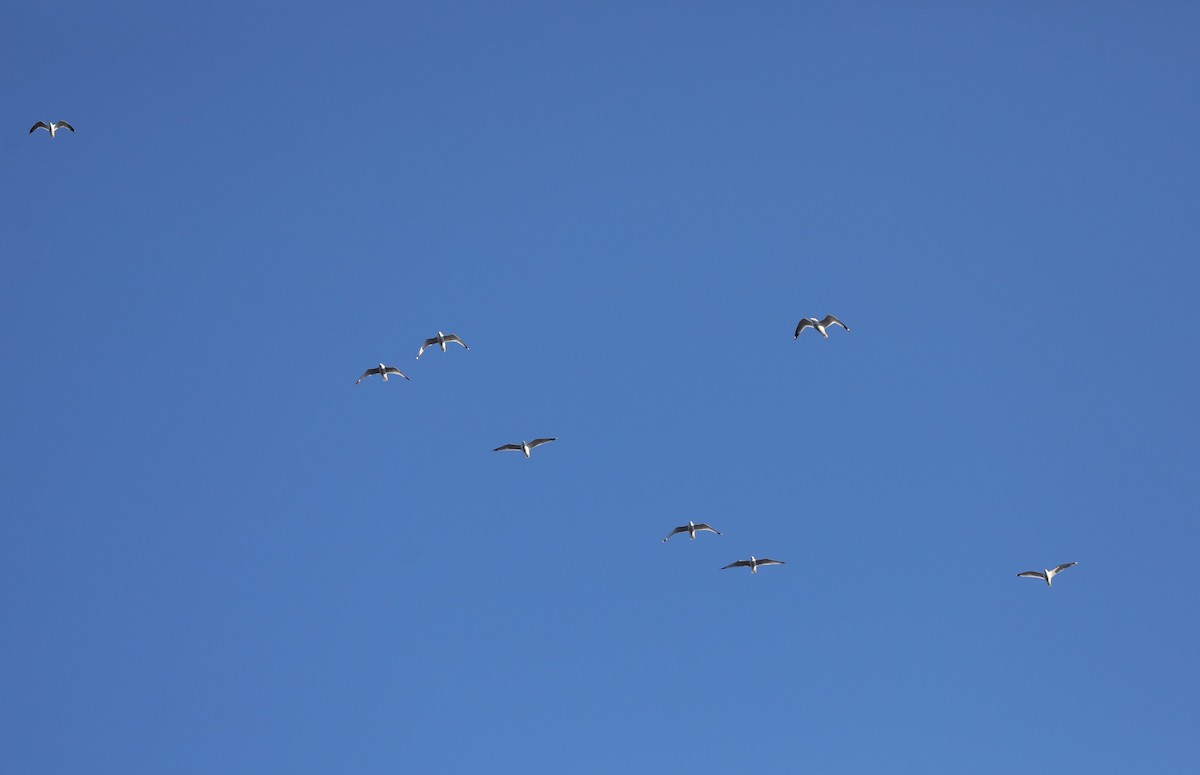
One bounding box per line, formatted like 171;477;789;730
4;2;1198;772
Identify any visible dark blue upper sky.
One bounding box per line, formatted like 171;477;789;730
4;2;1198;772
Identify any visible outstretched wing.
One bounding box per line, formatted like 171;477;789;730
1051;562;1077;576
794;318;815;338
444;334;469;350
694;524;721;535
756;558;785;566
416;338;438;359
355;367;382;385
820;314;849;332
721;560;751;570
29;122;50;133
493;444;523;452
662;526;688;542
383;367;410;380
55;121;75;132
1016;571;1045;580
528;438;557;448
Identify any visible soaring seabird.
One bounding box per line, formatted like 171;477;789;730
721;556;785;574
417;331;469;359
1016;562;1078;587
29;121;75;138
662;521;722;542
355;363;411;384
794;314;850;339
493;438;557;458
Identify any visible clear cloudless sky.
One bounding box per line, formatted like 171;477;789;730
3;2;1198;772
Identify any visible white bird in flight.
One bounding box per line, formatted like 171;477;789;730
355;363;411;384
662;521;722;542
417;331;469;359
29;121;75;138
493;438;558;458
721;556;785;574
794;314;850;339
1016;562;1078;587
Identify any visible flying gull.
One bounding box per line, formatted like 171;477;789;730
721;556;785;574
417;331;469;359
29;121;75;138
1016;562;1078;587
493;438;557;458
355;363;411;384
662;521;722;542
794;314;850;339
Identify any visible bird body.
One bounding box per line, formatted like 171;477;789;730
493;438;558;458
417;331;469;359
663;520;721;542
30;121;74;138
721;556;785;574
355;363;411;384
1016;562;1078;587
794;314;850;339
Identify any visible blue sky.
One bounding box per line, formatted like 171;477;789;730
3;2;1198;772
